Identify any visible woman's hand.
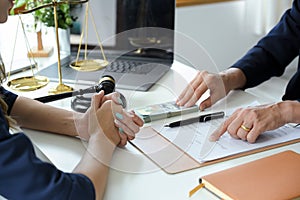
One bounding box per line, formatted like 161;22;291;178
94;97;121;146
112;109;144;147
210;102;291;143
176;71;227;110
73;95;121;200
76;91;144;146
101;92;126;108
102;92;144;147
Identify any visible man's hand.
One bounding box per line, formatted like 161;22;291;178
210;102;289;143
176;71;227;110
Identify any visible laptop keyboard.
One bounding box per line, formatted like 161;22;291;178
106;60;154;74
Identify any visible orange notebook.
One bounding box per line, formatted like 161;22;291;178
190;150;300;200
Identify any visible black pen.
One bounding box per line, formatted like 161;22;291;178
164;111;225;128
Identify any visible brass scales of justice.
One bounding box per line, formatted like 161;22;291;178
7;0;109;94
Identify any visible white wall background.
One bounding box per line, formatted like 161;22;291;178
174;0;293;71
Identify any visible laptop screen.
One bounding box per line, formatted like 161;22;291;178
74;0;175;63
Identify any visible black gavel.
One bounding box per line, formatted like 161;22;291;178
34;75;116;103
34;75;126;112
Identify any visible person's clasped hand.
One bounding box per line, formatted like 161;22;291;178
176;71;228;110
108;92;144;147
76;91;144;146
209;103;288;143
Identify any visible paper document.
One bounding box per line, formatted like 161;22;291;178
152;121;300;163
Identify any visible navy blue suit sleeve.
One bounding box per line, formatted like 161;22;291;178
0;133;95;200
231;0;300;89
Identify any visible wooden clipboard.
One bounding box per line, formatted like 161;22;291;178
130;126;300;174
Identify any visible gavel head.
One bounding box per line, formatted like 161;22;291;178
96;75;115;94
98;75;127;108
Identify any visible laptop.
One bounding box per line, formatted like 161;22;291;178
39;0;175;91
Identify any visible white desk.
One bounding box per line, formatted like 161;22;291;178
10;61;300;200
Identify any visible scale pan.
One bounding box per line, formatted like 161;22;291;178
7;75;49;91
129;37;158;47
70;59;109;72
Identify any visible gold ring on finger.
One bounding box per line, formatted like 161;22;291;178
240;124;251;132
